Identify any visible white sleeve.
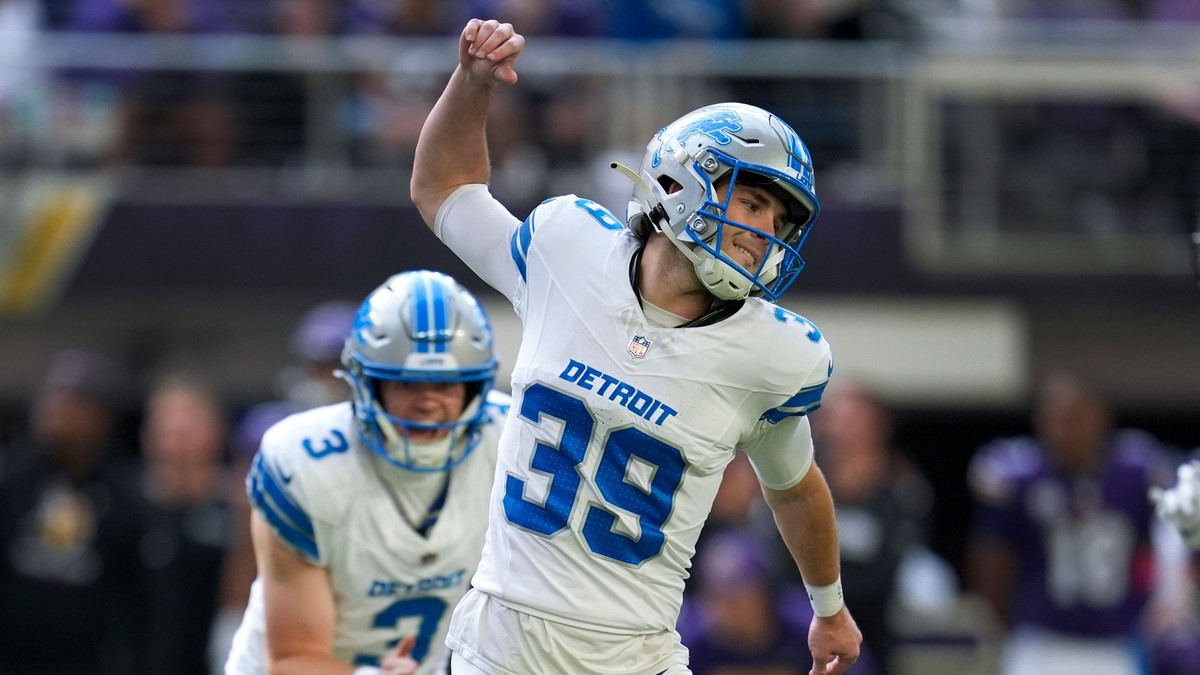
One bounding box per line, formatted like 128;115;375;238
739;414;815;491
434;184;524;303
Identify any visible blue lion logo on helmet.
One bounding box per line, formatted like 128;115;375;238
352;302;376;344
768;115;813;189
788;131;815;191
651;109;744;169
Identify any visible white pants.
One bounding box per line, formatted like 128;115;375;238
450;652;692;675
1001;627;1143;675
446;589;691;675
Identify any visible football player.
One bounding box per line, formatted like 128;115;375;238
966;371;1174;675
409;18;862;675
224;270;509;675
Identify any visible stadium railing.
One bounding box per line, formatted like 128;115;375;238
1;21;1197;278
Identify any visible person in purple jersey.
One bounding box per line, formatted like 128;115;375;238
965;371;1175;675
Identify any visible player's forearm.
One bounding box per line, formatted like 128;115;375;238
410;65;495;228
764;464;842;586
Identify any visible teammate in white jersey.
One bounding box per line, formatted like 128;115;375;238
224;270;510;675
409;18;862;675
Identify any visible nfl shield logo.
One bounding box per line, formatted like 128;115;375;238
628;334;651;358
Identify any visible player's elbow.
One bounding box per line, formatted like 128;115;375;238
409;176;441;232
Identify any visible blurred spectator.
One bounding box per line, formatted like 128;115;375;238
536;82;604;196
0;0;40;162
685;450;778;599
276;299;357;409
208;399;299;672
344;74;438;168
138;372;236;675
65;0;241;167
1146;515;1200;675
0;347;150;675
965;370;1174;675
0;0;36;105
708;450;769;535
232;0;387;167
603;0;748;40
454;0;606;37
1015;0;1143;21
806;381;950;675
483;84;549;211
679;528;878;674
350;0;451;35
1151;0;1200;21
39;0;76;29
345;0;609;37
744;0;989;41
1153;622;1200;675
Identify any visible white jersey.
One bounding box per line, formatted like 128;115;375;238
437;189;832;641
225;395;509;674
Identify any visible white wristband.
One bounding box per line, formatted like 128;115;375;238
804;576;845;617
353;667;381;675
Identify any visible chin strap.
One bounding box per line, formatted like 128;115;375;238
376;412;454;470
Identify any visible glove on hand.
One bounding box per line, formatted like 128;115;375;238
1151;460;1200;549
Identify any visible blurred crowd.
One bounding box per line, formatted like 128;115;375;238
1;301;1198;674
1;0;1198;230
1;2;1200;673
5;0;984;200
0;300;358;675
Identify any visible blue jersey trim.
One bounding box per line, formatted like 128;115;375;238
760;381;828;423
510;210;536;281
248;452;319;561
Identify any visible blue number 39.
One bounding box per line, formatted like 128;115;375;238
502;383;686;566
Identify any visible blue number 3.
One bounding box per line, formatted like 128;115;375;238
503;383;686;566
353;597;447;666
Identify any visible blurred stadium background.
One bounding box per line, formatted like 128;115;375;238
0;0;1198;670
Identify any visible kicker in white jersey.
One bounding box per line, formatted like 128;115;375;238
438;189;832;640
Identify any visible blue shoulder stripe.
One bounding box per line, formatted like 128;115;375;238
509;210;537;281
760;381;828;423
247;452;319;561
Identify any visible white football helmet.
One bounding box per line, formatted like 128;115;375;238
613;102;819;301
340;270;497;472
